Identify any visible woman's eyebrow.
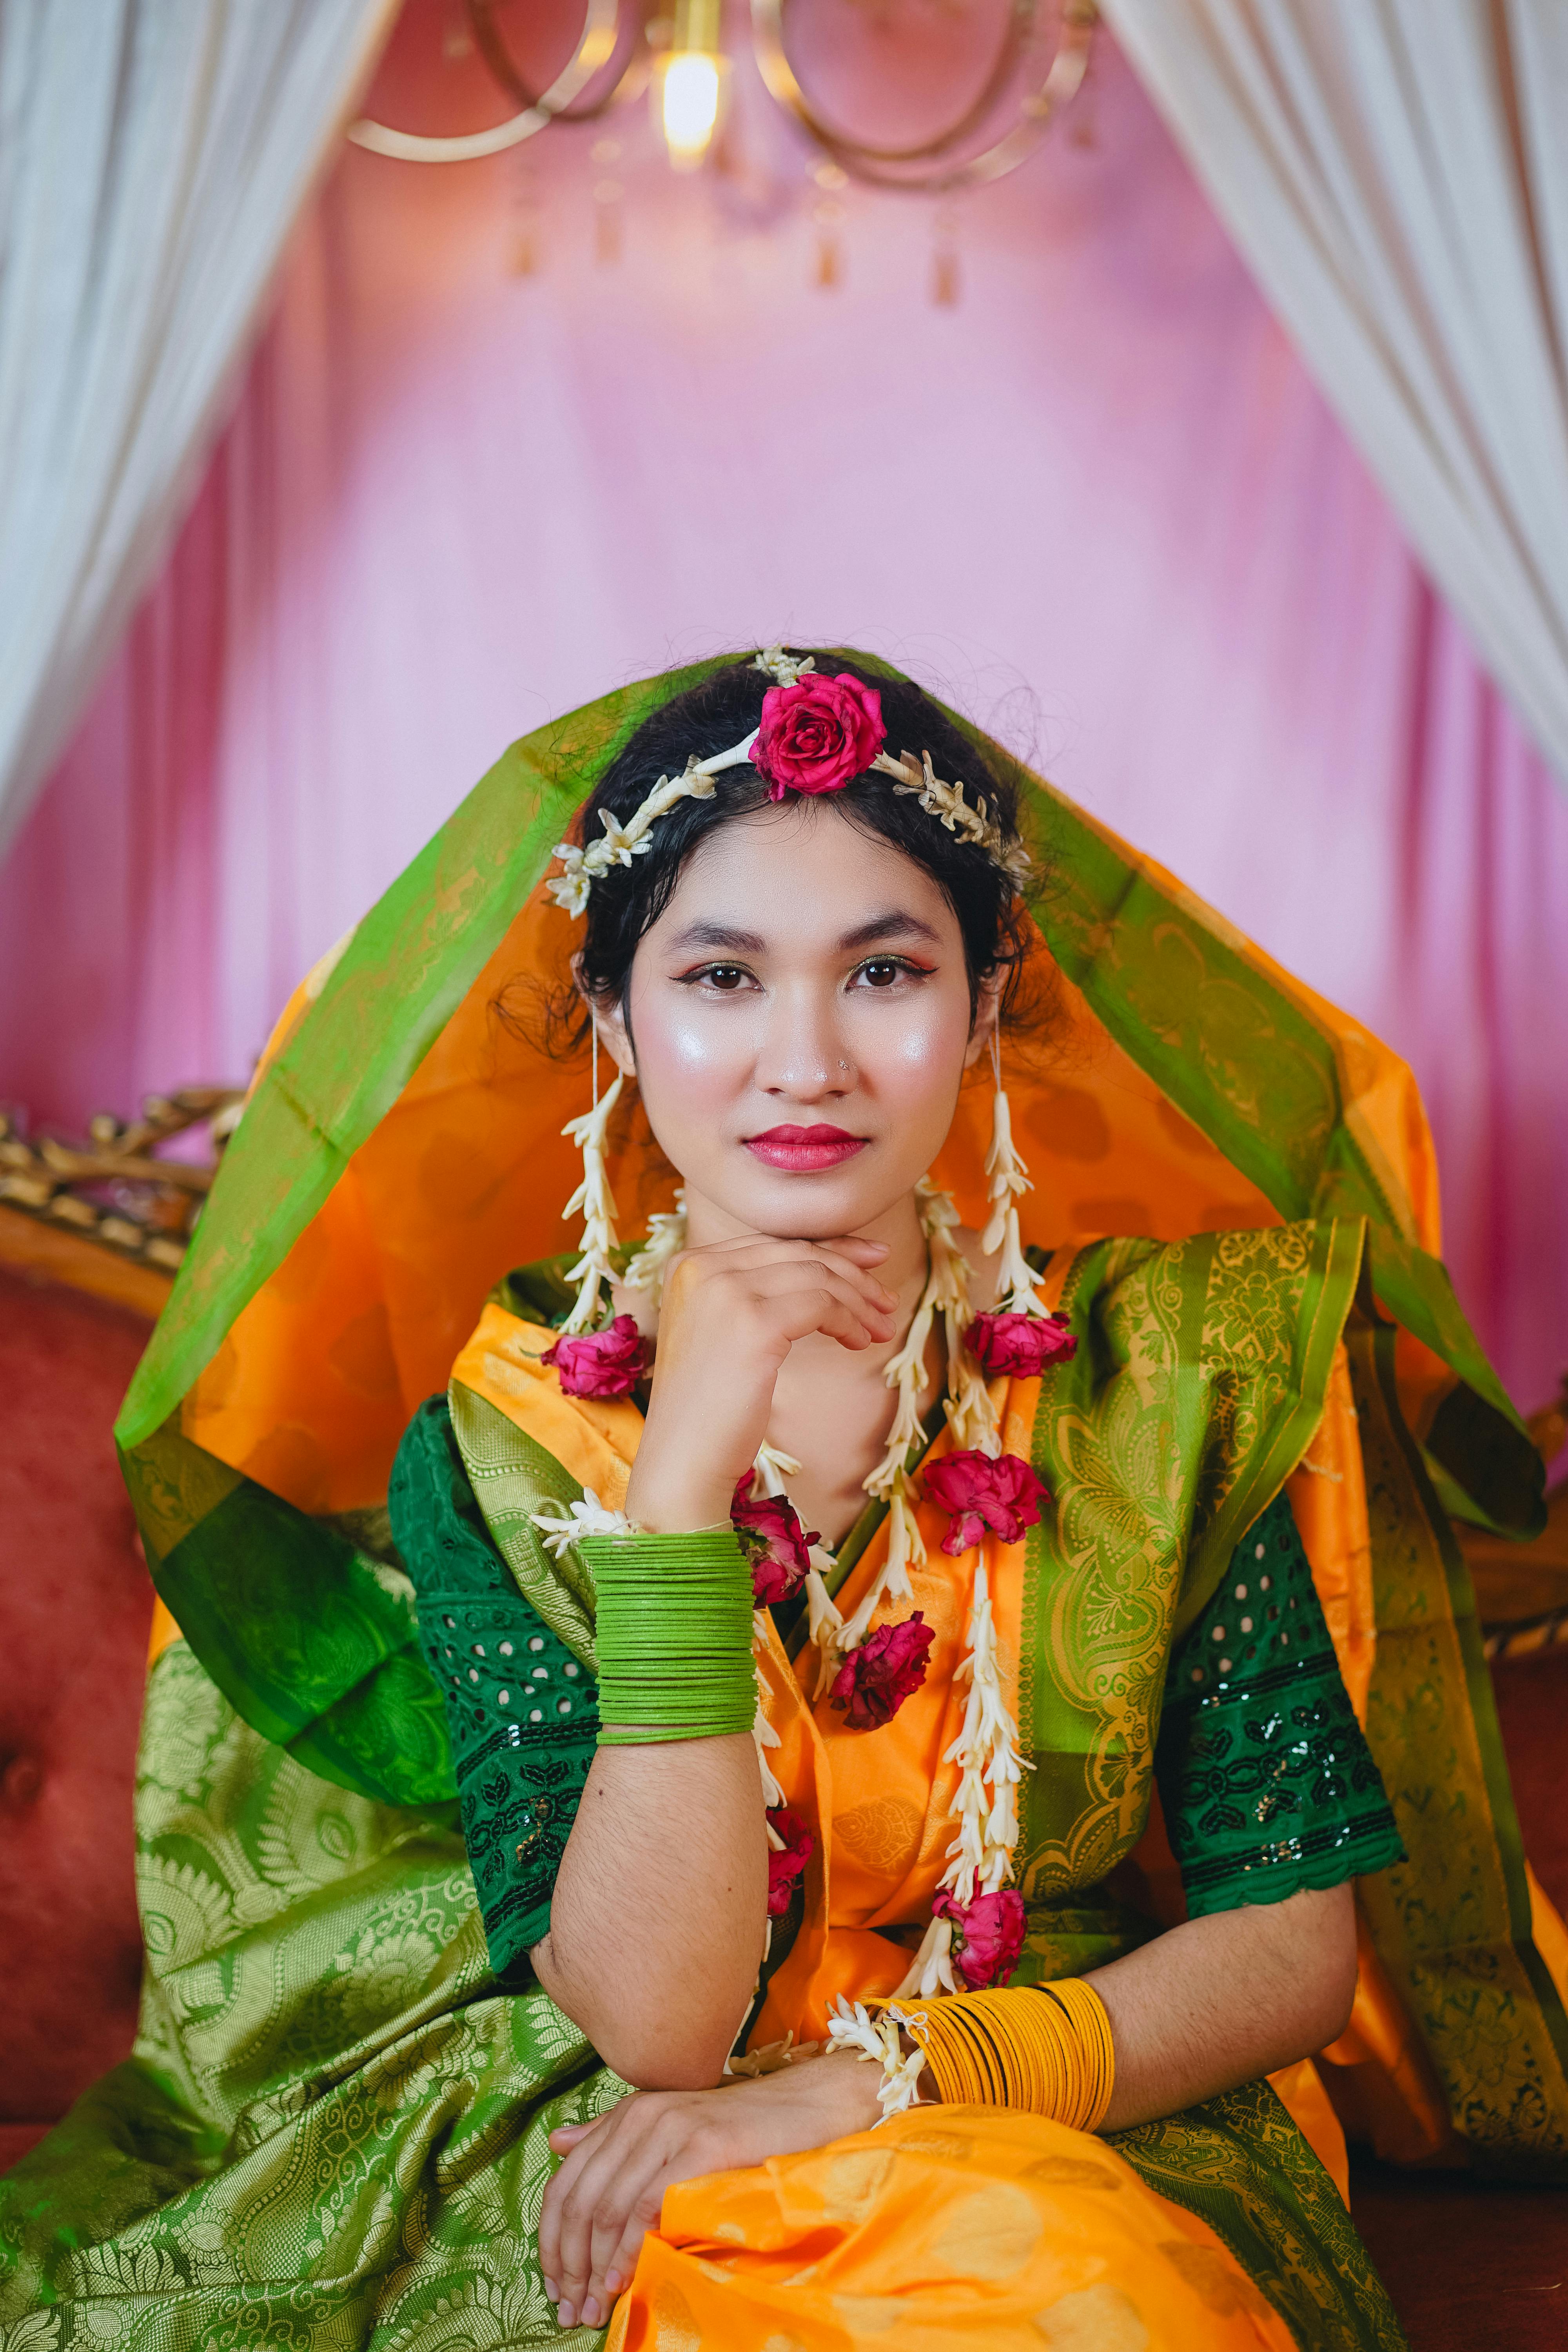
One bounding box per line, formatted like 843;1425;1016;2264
666;911;942;956
667;920;769;954
838;912;943;951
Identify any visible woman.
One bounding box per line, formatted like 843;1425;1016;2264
3;651;1560;2352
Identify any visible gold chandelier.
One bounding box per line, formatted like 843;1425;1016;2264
348;0;1098;189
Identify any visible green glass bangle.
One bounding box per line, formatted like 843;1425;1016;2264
578;1530;756;1746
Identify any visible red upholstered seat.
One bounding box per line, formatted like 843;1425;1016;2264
0;1267;152;2171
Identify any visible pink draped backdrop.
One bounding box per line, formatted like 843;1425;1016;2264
1;18;1564;1425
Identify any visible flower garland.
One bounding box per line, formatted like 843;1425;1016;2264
547;1161;1075;1994
873;746;1035;896
546;645;1034;922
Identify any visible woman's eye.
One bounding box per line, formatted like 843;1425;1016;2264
699;965;750;992
855;957;920;989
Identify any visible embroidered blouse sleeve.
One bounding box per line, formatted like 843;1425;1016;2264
388;1396;599;1980
1154;1492;1405;1918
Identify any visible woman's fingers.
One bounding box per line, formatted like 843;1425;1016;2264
538;2138;587;2303
683;1232;889;1265
811;1296;885;1352
539;2108;622;2308
548;2107;662;2327
740;1274;896;1352
546;2120;598;2151
588;2117;734;2316
737;1261;897;1322
673;1235;895;1305
594;2177;672;2315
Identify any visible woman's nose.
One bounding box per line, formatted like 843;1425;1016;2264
757;995;855;1100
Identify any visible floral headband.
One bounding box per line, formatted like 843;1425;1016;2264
545;646;1033;918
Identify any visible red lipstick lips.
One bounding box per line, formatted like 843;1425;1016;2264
744;1123;869;1173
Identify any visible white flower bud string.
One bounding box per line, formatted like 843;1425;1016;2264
546;648;1033;923
559;1021;624;1332
830;1178;998;1663
984;1028;1047;1318
622;1187;687;1305
528;1488;632;1557
543;651;805;920
824;1998;927;2123
889;1554;1031;1999
871;747;1034;895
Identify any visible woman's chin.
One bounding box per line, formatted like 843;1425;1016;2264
704;1156;915;1239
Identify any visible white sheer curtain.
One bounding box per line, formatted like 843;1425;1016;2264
1102;0;1568;789
0;0;396;860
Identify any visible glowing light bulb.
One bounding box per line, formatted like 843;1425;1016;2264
660;50;722;169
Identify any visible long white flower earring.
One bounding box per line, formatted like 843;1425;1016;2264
983;1027;1046;1318
559;1021;624;1335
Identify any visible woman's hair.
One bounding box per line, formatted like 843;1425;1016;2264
534;652;1051;1055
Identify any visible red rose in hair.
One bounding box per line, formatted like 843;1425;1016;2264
541;1314;647;1398
731;1475;819;1606
752;673;886;800
830;1612;934;1729
934;1887;1027;1990
766;1805;814;1916
966;1310;1078;1380
922;1449;1049;1557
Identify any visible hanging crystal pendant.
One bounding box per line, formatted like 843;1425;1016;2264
931;200;961;308
592;135;623;266
810;160;847;290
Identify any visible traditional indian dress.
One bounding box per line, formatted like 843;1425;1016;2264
3;655;1563;2352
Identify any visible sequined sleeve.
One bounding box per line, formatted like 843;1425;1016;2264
1154;1492;1405;1918
388;1396;599;1978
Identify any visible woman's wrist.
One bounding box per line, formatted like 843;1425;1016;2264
802;2049;889;2137
624;1412;744;1535
622;1475;736;1535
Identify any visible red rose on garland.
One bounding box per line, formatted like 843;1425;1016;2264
830;1612;934;1729
541;1314;648;1399
766;1805;814;1916
752;673;886;801
966;1310;1077;1380
922;1449;1049;1557
934;1886;1027;1990
731;1476;819;1607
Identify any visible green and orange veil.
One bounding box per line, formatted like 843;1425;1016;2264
114;650;1565;2175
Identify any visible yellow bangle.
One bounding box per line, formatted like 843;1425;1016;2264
889;1980;1114;2132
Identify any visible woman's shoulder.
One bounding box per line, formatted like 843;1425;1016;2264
441;1291;642;1522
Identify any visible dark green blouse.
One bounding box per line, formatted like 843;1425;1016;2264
387;1399;1403;1979
1155;1490;1404;1917
388;1398;600;1975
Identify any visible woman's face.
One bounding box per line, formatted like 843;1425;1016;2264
598;802;991;1239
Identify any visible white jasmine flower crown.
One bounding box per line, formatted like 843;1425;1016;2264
546;647;1033;919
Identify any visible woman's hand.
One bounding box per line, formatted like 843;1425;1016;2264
539;2053;884;2331
626;1235;896;1533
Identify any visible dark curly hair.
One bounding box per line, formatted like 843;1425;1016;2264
538;651;1047;1054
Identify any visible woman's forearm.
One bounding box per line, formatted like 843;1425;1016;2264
532;1731;768;2091
1083;1882;1358;2131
